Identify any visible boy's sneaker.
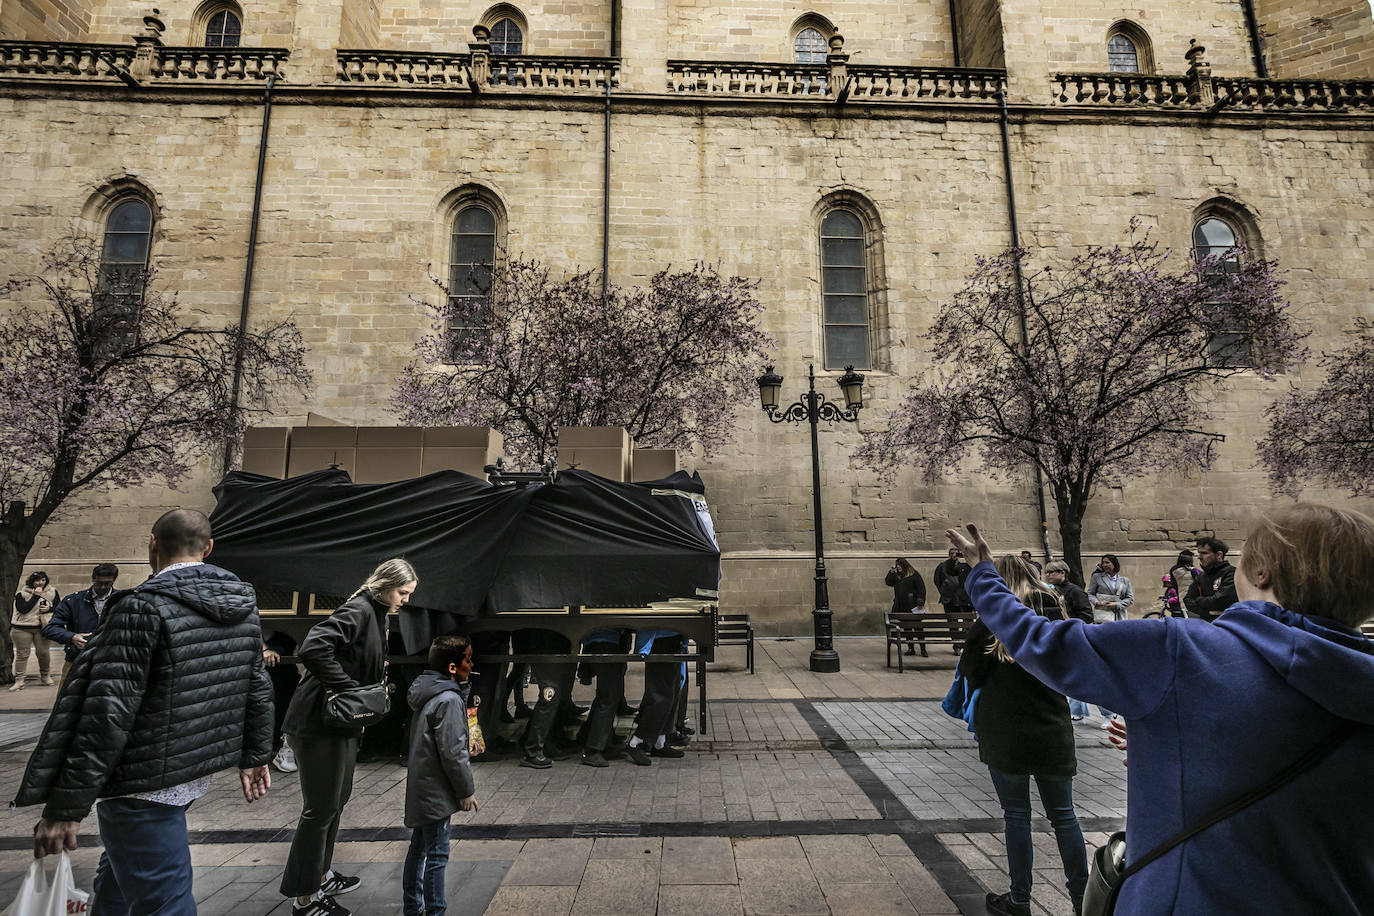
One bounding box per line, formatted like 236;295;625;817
625;744;652;766
320;870;361;895
581;751;610;767
649;745;684;759
293;894;350;916
272;746;298;773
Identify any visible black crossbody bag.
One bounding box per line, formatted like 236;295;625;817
1082;721;1357;916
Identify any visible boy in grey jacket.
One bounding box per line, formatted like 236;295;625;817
403;635;479;916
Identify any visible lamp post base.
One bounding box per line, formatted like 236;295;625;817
809;649;841;673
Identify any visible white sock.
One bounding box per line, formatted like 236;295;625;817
654;735;666;749
629;736;643;748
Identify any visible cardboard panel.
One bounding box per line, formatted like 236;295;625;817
242;448;287;479
632;448;680;482
243;427;289;449
557;447;628;481
422;427;499;448
291;427;358;448
420;447;498;477
353;448;424;483
357;426;424;448
558;426;632;450
288;447;355;476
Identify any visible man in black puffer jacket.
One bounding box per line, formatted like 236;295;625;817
14;508;274;913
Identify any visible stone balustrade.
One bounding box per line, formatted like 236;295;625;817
0;39;285;82
149;46;288;81
1053;72;1194;106
0;41;135;79
1054;70;1374;112
335;50;616;92
846;65;1006;101
488;55;618;91
336;50;473;88
1212;76;1374;110
666;60;830;97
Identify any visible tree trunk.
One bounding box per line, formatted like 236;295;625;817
0;502;40;684
1051;489;1090;588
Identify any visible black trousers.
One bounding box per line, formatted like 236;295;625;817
635;636;685;742
580;641;625;752
280;732;359;897
514;630;572;757
469;631;511;742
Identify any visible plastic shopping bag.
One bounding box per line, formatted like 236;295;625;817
1;852;89;916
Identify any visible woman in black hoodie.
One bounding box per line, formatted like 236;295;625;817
280;558;418;916
961;555;1087;916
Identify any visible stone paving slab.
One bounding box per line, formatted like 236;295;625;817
0;638;1130;914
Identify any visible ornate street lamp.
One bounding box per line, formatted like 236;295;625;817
756;363;864;673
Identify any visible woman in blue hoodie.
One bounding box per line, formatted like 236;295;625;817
947;503;1374;915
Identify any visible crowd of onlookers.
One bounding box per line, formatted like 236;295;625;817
11;505;1372;916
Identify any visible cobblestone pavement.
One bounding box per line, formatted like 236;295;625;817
0;638;1127;915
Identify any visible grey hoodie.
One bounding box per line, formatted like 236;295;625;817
404;671;475;828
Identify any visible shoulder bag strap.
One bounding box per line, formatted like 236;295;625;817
1120;721;1358;880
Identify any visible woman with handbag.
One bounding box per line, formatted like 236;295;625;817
885;557;928;656
961;555;1088;916
279;558;418;916
948;503;1374;915
11;571;59;689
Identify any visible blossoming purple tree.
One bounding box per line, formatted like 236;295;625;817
0;237;311;681
1258;318;1374;496
392;256;773;465
855;225;1306;584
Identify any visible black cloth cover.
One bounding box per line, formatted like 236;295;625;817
209;468;720;629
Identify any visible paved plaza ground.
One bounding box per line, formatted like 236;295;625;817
0;638;1127;915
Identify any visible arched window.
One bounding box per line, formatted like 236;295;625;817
448;205;497;357
491;18;523;55
1106;21;1153;73
98;199;153;355
794;27;827;64
204;9;241;47
1192;215;1251;367
1107;34;1138;72
820;208;870;370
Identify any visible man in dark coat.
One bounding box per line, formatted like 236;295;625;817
1184;537;1238;621
934;548;974;612
16;509;274;913
42;563;119;679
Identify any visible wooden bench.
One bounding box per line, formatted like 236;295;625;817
885;610;978;672
717;613;755;674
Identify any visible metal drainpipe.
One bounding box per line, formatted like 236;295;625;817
947;0;962;68
222;72;277;471
601;0;617;296
996;89;1053;561
1239;0;1268;78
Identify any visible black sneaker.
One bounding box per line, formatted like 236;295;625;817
649;745;684;759
520;754;553;769
625;744;652;766
581;751;609;767
616;701;638;716
984;892;1031;916
678;724;695;737
665;731;690;747
320;871;361;896
293;895;350;916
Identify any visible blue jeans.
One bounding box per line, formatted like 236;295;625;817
987;768;1088;908
402;818;451;916
91;798;196;916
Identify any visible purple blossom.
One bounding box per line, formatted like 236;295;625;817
391;255;775;466
0;235;312;678
854;221;1307;582
1258;317;1374;496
